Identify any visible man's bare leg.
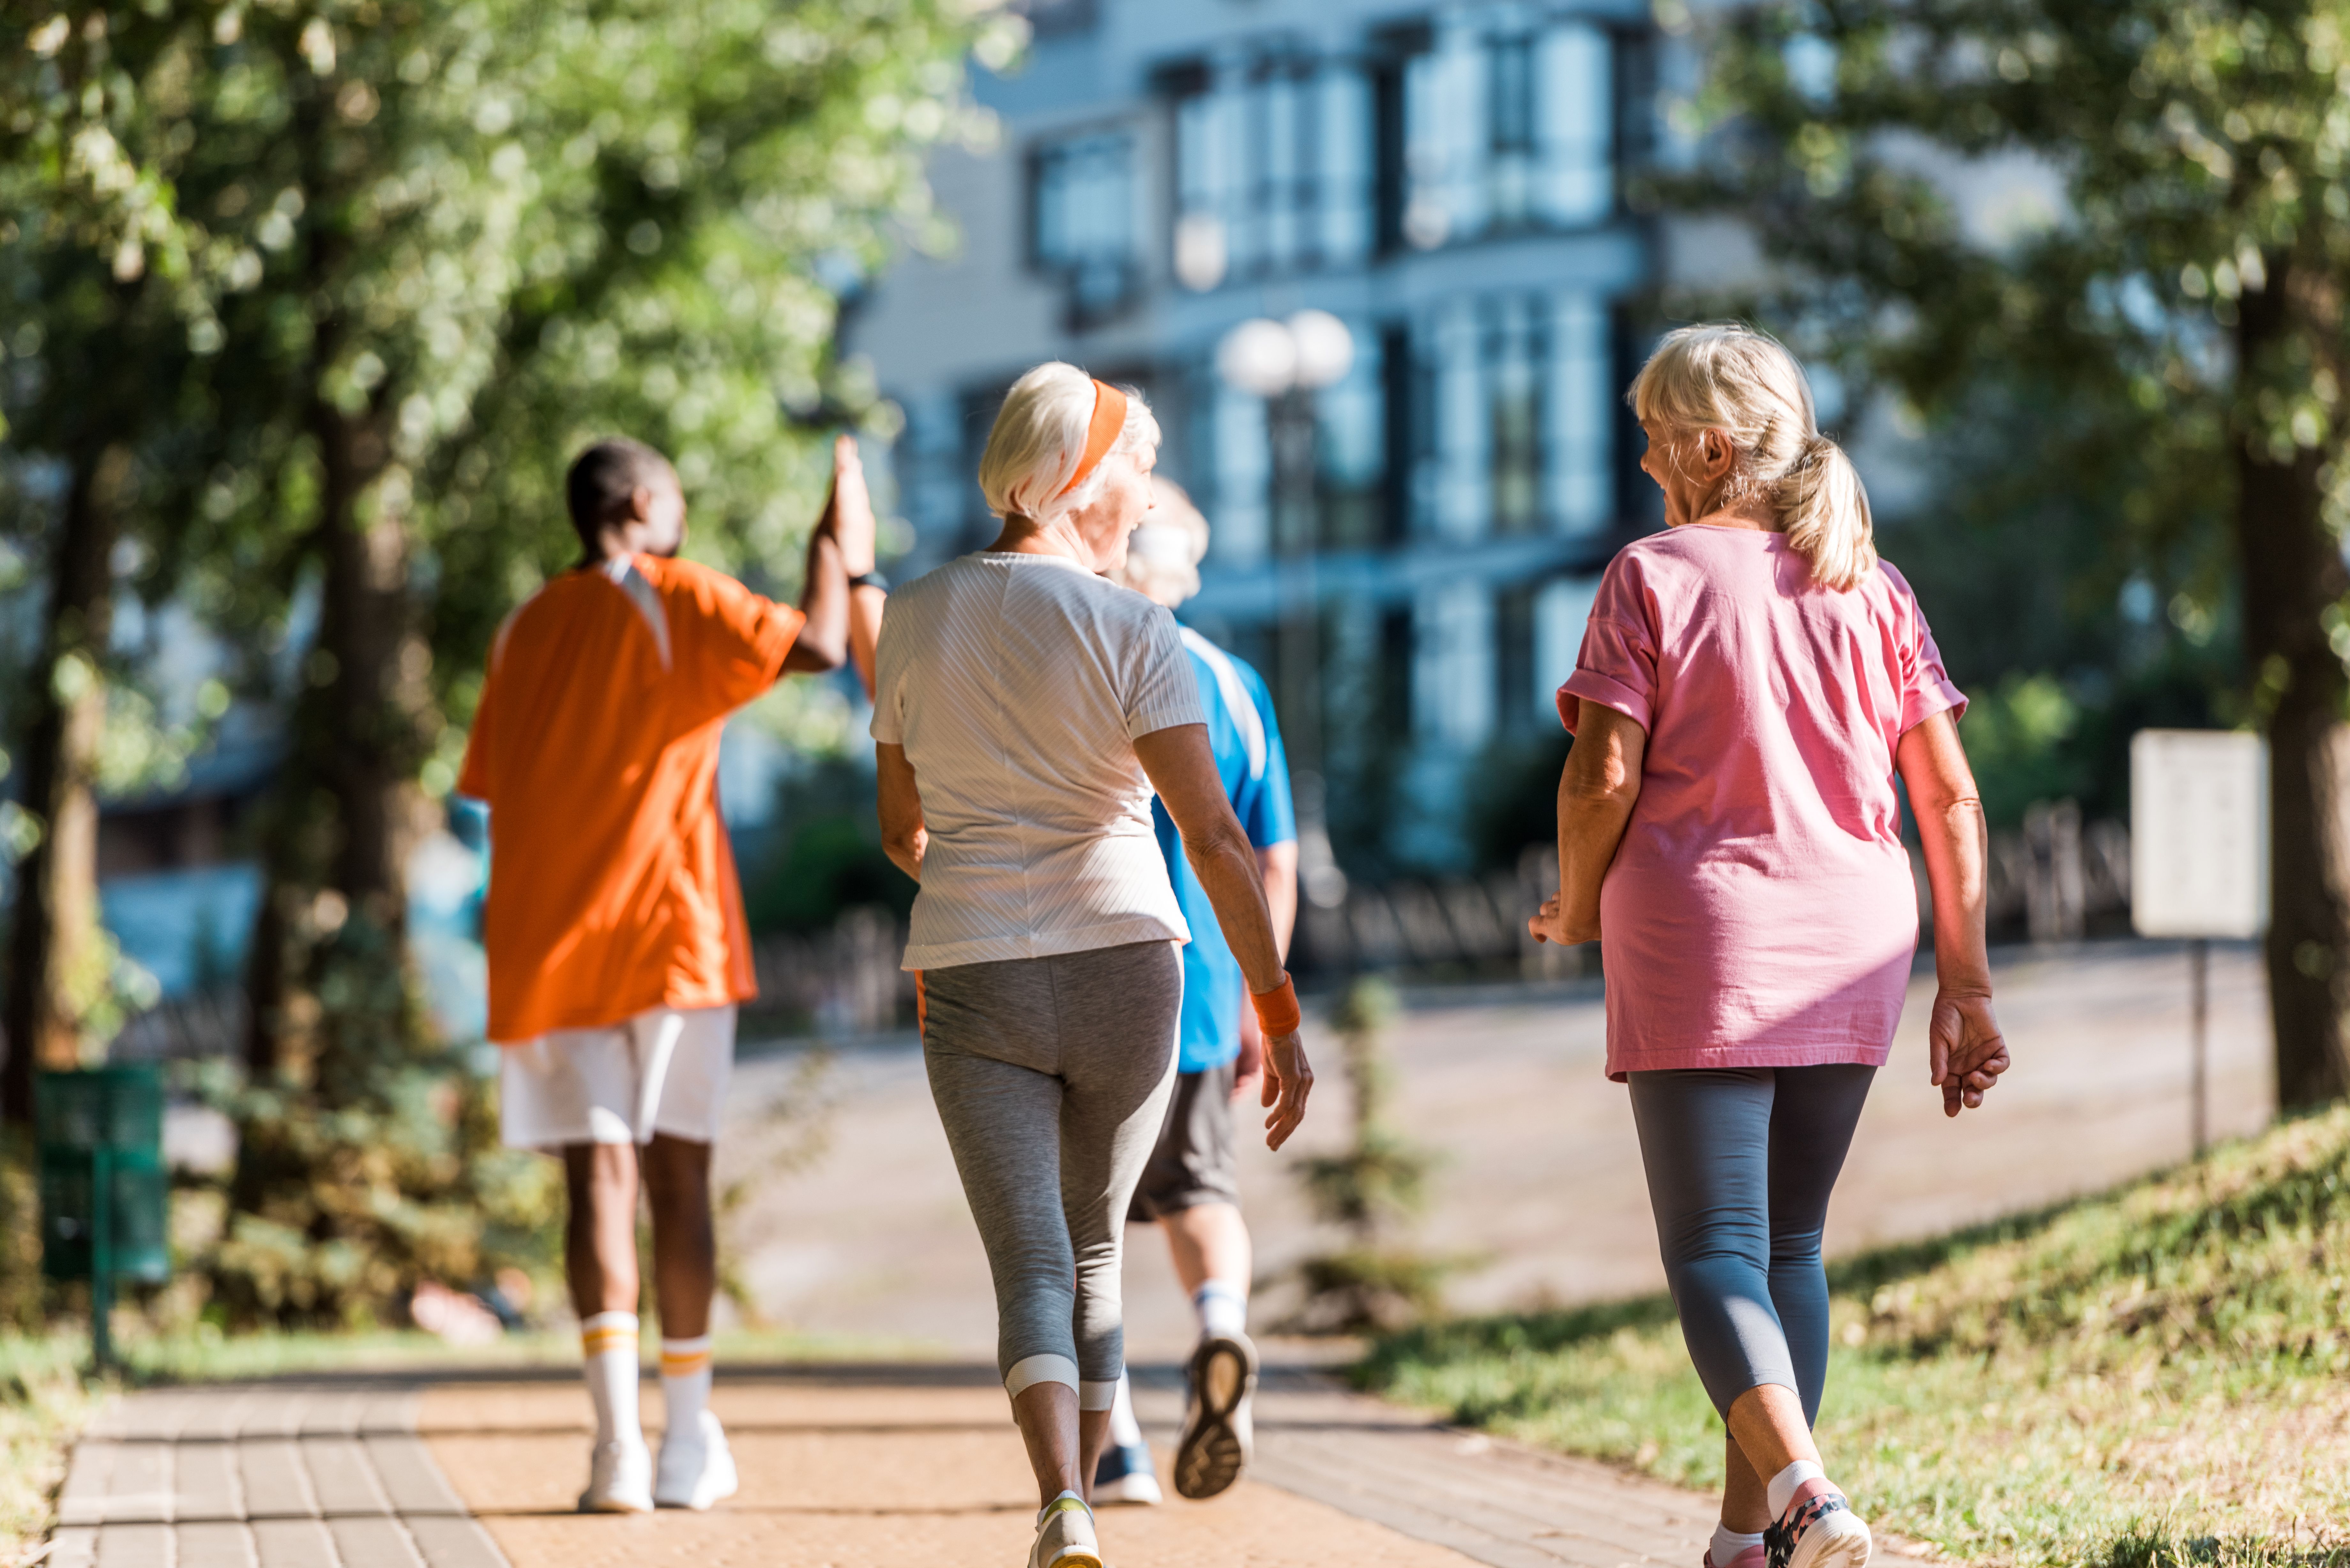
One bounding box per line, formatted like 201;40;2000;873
562;1142;651;1508
640;1134;737;1507
1159;1200;1251;1308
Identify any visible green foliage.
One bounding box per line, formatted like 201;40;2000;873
1958;672;2093;826
204;915;561;1327
4;0;1012;1323
1360;1104;2350;1566
742;759;913;935
0;1331;104;1560
1287;976;1456;1333
1669;0;2350;820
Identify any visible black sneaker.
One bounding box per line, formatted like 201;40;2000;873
1171;1330;1257;1500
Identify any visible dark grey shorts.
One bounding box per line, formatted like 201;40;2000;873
1127;1060;1240;1222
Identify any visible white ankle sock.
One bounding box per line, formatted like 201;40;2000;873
1040;1488;1088;1523
1192;1279;1247;1340
580;1311;641;1447
1766;1460;1827;1519
659;1334;714;1443
1107;1370;1144;1448
1712;1523;1767;1563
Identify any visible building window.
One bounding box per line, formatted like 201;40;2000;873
1383;19;1616;251
1169;57;1373;290
1030;129;1138;325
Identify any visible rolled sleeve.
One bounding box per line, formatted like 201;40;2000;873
1893;574;1968;733
1557;614;1657;735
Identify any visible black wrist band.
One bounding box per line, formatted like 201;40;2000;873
848;570;889;593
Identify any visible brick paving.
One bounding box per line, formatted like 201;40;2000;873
49;1381;506;1568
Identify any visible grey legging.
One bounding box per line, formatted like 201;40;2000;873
921;939;1181;1410
1626;1065;1876;1423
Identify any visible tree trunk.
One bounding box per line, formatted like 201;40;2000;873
2237;257;2350;1110
240;396;430;1079
0;445;126;1124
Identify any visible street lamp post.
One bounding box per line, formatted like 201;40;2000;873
1217;311;1355;910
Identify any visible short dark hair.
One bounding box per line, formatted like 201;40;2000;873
565;438;677;549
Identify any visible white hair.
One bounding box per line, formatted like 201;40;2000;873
978;362;1161;524
1111;479;1210;606
1629;323;1876;591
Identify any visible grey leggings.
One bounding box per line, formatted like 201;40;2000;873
920;940;1181;1411
1626;1065;1876;1423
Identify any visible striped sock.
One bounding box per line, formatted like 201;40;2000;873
660;1334;714;1444
580;1312;641;1447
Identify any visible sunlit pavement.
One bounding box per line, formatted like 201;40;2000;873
722;938;2271;1359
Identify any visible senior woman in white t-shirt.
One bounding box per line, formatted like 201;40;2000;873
871;362;1311;1568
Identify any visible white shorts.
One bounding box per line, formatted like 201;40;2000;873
498;1005;737;1151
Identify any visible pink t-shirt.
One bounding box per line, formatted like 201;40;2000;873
1557;526;1966;1081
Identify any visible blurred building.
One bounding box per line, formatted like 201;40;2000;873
851;0;1665;873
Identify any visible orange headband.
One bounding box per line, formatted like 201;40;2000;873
1055;380;1128;499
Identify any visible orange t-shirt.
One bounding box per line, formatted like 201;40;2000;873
456;554;806;1042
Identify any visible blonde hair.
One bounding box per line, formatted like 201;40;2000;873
1628;323;1876;591
1111;479;1210;606
978;362;1161;524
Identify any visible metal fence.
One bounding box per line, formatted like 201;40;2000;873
96;803;2133;1056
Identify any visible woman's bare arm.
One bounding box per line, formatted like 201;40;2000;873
876;743;927;882
1531;704;1647;945
1134;723;1313;1150
1896;710;2009;1116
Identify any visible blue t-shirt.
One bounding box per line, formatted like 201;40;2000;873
1153;628;1296;1072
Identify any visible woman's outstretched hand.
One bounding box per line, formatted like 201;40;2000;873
1528;893;1599;946
1929;990;2009;1117
1260;1028;1313;1150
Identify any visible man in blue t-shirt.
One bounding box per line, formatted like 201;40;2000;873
1097;483;1297;1507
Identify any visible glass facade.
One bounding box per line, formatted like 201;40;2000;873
1029;128;1139;324
871;3;1656;871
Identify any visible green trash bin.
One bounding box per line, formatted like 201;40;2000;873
38;1066;169;1368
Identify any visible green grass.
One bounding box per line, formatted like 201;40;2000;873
1360;1103;2350;1568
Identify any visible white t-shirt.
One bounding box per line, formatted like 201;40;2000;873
871;552;1207;970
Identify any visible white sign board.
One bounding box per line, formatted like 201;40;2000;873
2131;729;2268;939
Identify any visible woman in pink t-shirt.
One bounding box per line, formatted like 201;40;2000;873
1531;325;2009;1568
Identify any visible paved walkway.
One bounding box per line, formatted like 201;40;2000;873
725;939;2273;1354
53;1365;1937;1568
49;1380;503;1568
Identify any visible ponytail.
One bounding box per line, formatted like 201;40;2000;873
1778;433;1875;591
1629;323;1878;592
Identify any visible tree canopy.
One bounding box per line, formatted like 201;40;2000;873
1678;0;2350;1104
0;0;1019;1320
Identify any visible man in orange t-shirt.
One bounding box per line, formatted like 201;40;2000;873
457;435;882;1515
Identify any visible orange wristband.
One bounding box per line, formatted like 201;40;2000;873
1249;973;1301;1038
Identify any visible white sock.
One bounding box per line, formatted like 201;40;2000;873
1192;1279;1247;1340
660;1334;714;1444
1107;1370;1144;1448
1766;1459;1827;1519
1040;1488;1088;1523
580;1311;641;1447
1712;1523;1767;1563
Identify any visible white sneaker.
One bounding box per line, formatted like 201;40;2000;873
1027;1491;1103;1568
655;1409;740;1511
577;1437;654;1513
1768;1482;1873;1568
1173;1329;1256;1500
